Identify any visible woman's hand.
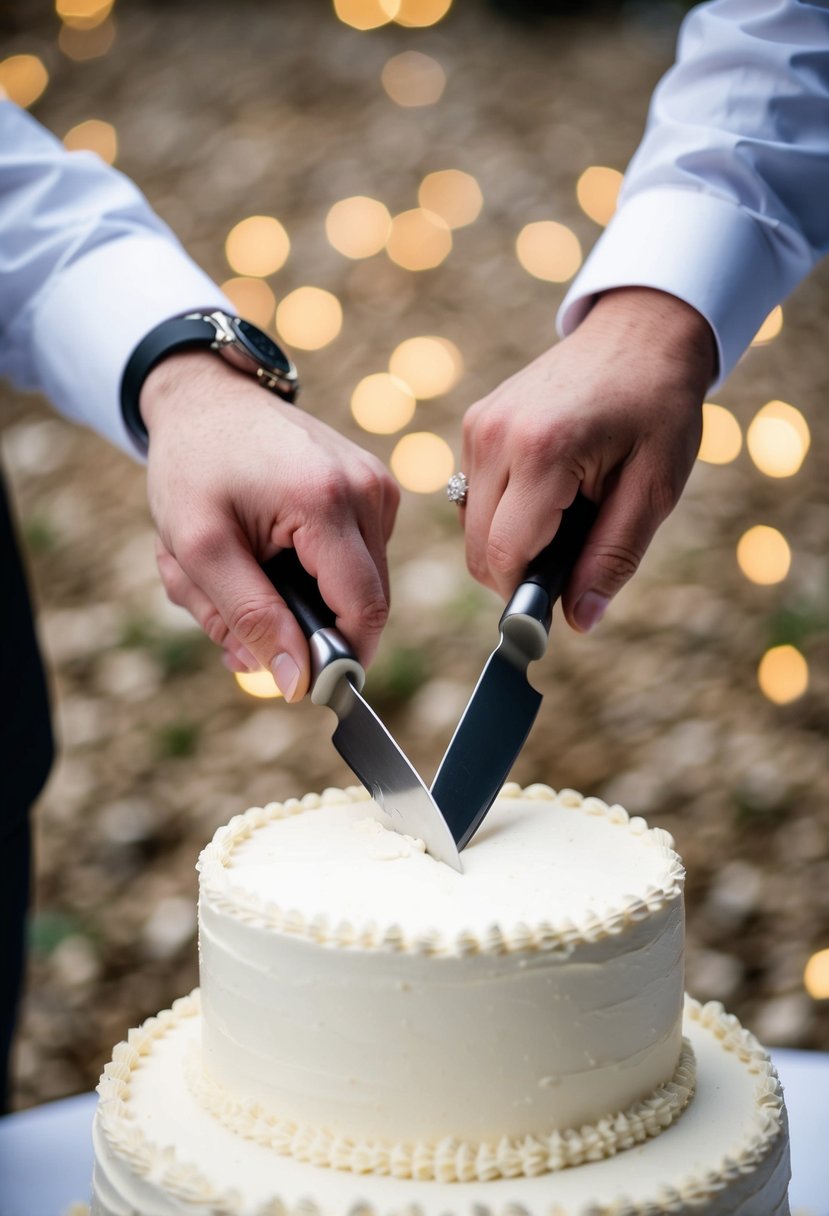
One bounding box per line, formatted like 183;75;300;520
141;352;399;700
460;287;716;631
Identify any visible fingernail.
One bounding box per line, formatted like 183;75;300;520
271;653;300;701
574;591;609;632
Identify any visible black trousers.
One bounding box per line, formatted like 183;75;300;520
1;467;54;1111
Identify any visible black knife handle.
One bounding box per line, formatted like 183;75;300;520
500;492;598;653
260;550;364;704
523;492;598;604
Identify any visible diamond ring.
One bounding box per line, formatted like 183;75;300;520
446;471;469;507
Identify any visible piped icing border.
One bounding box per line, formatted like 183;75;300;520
95;992;786;1216
196;784;685;957
184;1019;696;1182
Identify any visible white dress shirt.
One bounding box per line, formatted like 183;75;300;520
559;0;829;387
0;101;228;455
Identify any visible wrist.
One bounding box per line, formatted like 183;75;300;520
585;287;717;392
139;351;239;434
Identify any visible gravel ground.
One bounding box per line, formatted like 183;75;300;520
2;0;828;1111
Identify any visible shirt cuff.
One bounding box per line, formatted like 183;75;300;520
27;234;231;457
557;188;794;389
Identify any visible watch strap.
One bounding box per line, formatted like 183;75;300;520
120;315;218;455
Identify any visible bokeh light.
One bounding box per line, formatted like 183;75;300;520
58;17;115;59
751;305;784;346
225;216;290;278
220;278;277;332
389;336;463;398
516;220;582;282
56;0;113;28
418;170;483;230
757;645;809;705
804;949;829;1000
697;402;742;465
736;526;791;586
351;374;416;434
0;54;48;108
334;0;399;29
576;166;623;227
391;432;455;492
63;119;117;164
234;670;281;700
746;400;810;478
394;0;453;27
276;287;342;351
387;209;452;271
381;52;446;107
326;196;391;259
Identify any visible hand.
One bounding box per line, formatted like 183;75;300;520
140;352;399;700
459;287;716;630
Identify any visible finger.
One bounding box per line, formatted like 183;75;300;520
175;524;311;701
561;462;667;632
295;523;390;670
155;539;230;647
485;464;581;599
460;414;508;593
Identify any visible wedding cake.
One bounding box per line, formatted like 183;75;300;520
92;784;790;1215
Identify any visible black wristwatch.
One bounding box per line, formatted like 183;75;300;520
120;310;300;455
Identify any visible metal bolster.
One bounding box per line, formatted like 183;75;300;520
309;628;365;706
499;582;551;663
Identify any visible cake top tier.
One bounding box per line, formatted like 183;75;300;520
197;784;684;955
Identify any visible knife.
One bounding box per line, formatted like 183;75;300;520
431;492;598;850
262;550;462;872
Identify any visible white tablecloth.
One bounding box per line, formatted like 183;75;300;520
1;1050;827;1216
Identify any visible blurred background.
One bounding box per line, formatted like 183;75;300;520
1;0;828;1112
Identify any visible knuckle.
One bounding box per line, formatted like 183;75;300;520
175;524;225;572
486;534;518;577
592;543;642;589
227;596;275;647
357;595;390;636
202;606;229;647
315;468;350;515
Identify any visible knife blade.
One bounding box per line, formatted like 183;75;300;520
262;550;462;872
431;492;598;850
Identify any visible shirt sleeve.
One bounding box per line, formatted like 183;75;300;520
0;100;231;456
557;0;829;388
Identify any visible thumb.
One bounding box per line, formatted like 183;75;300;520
561;470;666;633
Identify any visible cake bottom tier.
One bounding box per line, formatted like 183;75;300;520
92;994;790;1216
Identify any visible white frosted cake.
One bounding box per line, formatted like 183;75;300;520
92;785;790;1215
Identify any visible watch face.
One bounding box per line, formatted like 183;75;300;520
234;318;293;374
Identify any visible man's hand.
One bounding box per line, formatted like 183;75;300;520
460;287;716;630
140;352;399;701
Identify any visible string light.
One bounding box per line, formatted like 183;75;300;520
389;336;463;398
220;278;277;332
225;216;290;278
381;52;446;107
516;221;582;283
697;403;742;464
276;287;342;351
63;119;117;164
394;0;453;27
418;170;483;230
235;670;281;699
0;55;48;108
390;432;455;492
351;374;416;434
736;526;791;586
56;0;113;28
334;0;399;29
387;209;452;271
326;196;391;259
757;645;808;705
751;305;784;346
746;400;810;478
576;166;623;227
804;949;829;1000
58;17;115;59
